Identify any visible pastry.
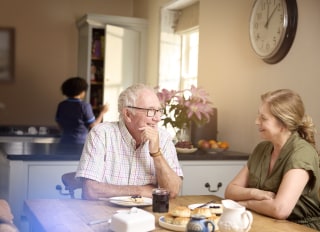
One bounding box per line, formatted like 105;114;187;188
170;206;191;217
191;207;212;217
163;213;174;224
207;214;219;221
172;217;190;226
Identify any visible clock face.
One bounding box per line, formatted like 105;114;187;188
249;0;298;63
250;0;287;59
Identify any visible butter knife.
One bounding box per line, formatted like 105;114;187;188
195;200;216;209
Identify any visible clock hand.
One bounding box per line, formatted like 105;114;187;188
266;2;270;25
264;4;278;28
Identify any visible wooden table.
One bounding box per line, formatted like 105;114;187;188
24;195;317;232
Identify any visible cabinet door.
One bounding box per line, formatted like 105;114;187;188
27;163;79;199
180;161;245;198
103;24;140;121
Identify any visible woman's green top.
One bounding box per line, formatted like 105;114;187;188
248;132;320;230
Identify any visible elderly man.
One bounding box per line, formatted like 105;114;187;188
76;84;183;200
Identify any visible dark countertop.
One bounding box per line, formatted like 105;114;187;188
0;142;83;161
177;149;249;161
0;142;249;161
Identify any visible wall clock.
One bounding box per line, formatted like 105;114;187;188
249;0;298;64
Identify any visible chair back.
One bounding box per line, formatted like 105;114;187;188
61;172;82;198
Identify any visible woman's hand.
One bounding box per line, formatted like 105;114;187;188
250;188;275;200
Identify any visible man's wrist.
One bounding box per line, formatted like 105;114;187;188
150;149;162;157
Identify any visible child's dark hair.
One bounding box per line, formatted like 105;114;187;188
61;77;88;97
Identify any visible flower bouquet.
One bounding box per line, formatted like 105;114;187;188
157;85;215;145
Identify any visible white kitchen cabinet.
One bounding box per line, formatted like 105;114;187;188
0;156;79;232
77;14;147;121
27;163;80;199
179;160;246;198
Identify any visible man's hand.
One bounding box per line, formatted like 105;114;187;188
138;126;159;153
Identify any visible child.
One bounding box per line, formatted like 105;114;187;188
55;77;108;144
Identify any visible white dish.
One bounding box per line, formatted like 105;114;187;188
202;148;226;154
188;203;223;215
158;216;186;232
101;196;152;207
176;147;198;154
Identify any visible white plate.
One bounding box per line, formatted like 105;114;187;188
176;147;198;154
201;148;226;154
101;196;152;207
159;216;186;232
188;203;223;215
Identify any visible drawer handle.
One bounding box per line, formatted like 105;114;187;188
56;184;71;196
204;182;222;192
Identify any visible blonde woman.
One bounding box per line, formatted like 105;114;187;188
225;89;320;230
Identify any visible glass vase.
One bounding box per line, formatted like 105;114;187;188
176;123;191;142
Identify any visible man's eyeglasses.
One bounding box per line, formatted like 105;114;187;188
126;106;165;117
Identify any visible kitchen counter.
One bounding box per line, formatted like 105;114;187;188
0;125;61;137
0;142;248;161
0;125;61;144
177;149;249;160
0;142;83;161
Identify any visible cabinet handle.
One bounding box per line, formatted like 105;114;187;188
56;184;71;196
204;182;222;192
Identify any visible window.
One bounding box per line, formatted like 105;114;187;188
158;1;199;91
181;29;198;90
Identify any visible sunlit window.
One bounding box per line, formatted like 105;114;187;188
159;3;199;92
181;30;199;90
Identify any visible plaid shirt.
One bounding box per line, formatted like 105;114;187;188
76;120;183;185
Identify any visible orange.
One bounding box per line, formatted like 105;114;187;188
209;139;218;148
218;141;229;149
197;139;205;147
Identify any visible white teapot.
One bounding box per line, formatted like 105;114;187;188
218;199;253;232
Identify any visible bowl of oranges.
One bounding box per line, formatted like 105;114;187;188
197;139;229;153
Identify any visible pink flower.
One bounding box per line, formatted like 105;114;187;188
157;88;177;106
157;85;214;129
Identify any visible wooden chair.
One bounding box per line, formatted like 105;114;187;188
61;172;82;198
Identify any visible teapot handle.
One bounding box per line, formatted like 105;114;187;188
205;220;215;232
241;210;253;232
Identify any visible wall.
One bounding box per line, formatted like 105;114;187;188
0;0;134;126
135;0;320;153
1;0;320;153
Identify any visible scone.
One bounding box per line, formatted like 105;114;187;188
207;214;219;221
170;206;191;217
172;217;190;226
163;213;174;224
191;207;212;218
